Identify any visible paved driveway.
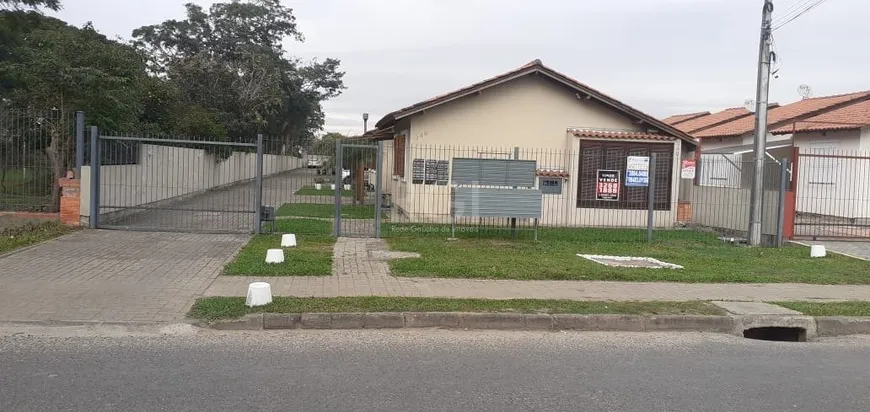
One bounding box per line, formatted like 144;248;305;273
0;230;248;323
815;241;870;261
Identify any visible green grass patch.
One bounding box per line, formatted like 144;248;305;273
381;225;870;284
277;202;376;219
775;302;870;317
188;296;725;321
0;220;76;254
294;186;352;197
226;218;334;276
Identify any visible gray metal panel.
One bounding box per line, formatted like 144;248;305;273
452;187;542;218
451;158;536;187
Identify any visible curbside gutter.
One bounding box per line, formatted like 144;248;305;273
198;313;870;338
200;313;735;334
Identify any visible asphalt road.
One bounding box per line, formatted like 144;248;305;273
2;324;870;412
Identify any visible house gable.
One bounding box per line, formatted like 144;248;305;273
405;74;646;149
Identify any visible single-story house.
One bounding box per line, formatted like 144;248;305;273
364;59;698;228
665;90;870;238
770;98;870;229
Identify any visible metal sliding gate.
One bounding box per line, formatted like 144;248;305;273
334;139;383;238
794;149;870;239
88;127;267;234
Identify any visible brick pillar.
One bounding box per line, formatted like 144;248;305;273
58;172;81;226
677;201;693;223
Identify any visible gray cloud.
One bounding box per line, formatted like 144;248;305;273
54;0;870;135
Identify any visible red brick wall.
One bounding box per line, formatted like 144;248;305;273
58;177;80;226
677;201;693;222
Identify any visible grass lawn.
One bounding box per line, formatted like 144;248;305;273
382;225;870;284
775;302;870;317
0;220;76;254
225;218;334;276
188;296;725;321
294;186;352;197
277;202;377;219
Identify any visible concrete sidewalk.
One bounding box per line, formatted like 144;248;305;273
204;238;870;302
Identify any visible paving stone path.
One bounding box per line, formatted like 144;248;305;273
204;237;870;302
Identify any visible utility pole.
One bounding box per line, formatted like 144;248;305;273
748;0;774;246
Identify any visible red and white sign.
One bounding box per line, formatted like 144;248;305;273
596;169;620;201
680;159;697;179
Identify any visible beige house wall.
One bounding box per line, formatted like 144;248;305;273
380;75;684;227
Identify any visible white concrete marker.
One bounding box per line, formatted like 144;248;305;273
314;183;322;190
246;282;273;307
281;233;297;247
810;245;827;258
343;184;351;190
265;248;285;264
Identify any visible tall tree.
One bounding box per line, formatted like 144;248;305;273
0;0;61;11
132;1;344;151
0;11;147;207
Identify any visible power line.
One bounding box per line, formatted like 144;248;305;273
772;0;815;25
773;0;831;31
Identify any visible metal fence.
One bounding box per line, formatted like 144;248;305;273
0;108;80;213
794;148;870;239
688;154;791;246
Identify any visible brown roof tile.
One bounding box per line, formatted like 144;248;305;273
569;128;676;141
674;107;752;134
663;111;710;125
771;99;870;134
696;91;870;138
374;59;697;145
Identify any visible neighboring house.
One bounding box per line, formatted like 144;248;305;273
769;98;870;226
364;59;698;228
664;90;870;238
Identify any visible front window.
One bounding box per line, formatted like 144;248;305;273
577;141;673;210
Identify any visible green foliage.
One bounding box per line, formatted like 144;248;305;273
132;0;345;149
0;0;60;11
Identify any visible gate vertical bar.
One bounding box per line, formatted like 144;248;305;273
89;126;100;229
254;134;264;234
646;153;657;243
776;157;789;247
74;111;84;178
375;140;384;238
511;146;519;238
334;139;343;236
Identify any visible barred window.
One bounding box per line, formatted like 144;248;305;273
577;141;673;210
393;135;406;178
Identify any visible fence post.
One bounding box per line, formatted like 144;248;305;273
647;153;657;243
776;157;789;247
254;134;264;235
511;146;519;238
88;126;100;229
375;140;384;238
75;111;84;178
334;139;343;237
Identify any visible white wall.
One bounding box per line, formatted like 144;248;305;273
80;144;302;217
793;130;870;219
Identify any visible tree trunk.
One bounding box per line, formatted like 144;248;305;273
355;163;365;205
44;130;66;213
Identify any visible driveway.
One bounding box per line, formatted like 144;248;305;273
0;230;248;323
815;241;870;261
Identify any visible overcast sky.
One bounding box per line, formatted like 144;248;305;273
54;0;869;135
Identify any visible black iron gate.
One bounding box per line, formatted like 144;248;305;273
334;139;383;237
88;128;267;234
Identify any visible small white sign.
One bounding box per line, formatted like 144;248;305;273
626;156;650;187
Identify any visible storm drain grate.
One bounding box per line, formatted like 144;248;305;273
577;254;684;269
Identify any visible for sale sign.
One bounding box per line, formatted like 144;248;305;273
596;169;620;201
625;156;650;187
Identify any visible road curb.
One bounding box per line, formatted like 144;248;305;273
198;313;736;333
